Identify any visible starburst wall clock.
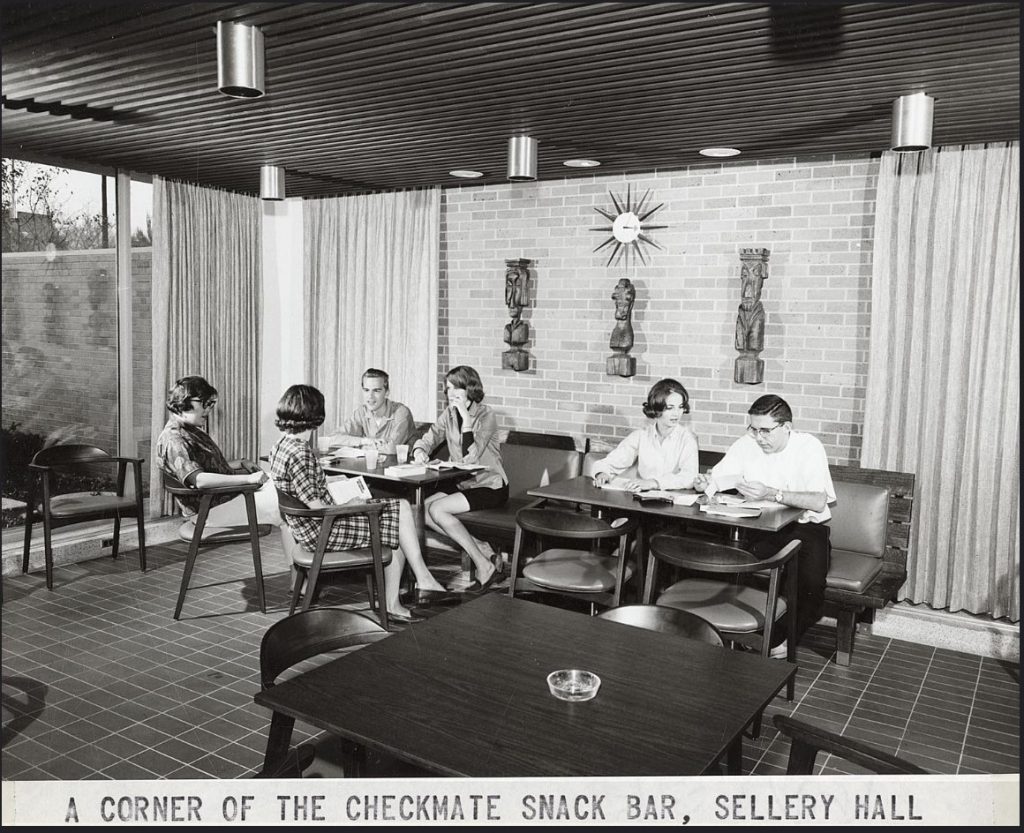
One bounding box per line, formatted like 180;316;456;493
592;185;668;268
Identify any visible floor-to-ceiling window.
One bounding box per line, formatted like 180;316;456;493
1;158;152;530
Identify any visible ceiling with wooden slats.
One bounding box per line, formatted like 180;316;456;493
2;2;1019;197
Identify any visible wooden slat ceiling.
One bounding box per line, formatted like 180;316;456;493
1;2;1019;197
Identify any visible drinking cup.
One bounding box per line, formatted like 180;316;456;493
316;435;331;454
395;444;409;464
364;447;379;469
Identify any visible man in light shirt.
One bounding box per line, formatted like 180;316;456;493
694;394;836;644
332;368;414;452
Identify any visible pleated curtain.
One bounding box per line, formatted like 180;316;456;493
862;142;1019;621
304;188;439;428
149;176;263;516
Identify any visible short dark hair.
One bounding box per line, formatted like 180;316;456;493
362;368;389;390
167;376;218;414
445;365;484;403
748;394;792;424
275;384;326;433
644;378;690;418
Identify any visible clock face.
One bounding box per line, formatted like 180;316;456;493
592;185;667;267
612;211;641;243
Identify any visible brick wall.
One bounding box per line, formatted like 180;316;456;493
1;248;153;475
439;152;878;466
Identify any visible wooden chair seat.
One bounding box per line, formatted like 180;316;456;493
47;492;137;518
523;549;634;593
177;521;273;544
289;544;392;571
658;578;788;634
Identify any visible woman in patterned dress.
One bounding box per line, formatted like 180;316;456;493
269;384;448;623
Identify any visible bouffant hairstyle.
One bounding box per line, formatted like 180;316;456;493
748;394;793;425
445;365;484;403
642;378;691;419
166;376;218;415
275;384;326;433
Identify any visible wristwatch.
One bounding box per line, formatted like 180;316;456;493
774;489;784;503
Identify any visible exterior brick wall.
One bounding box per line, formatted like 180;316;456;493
1;248;153;473
439;153;878;465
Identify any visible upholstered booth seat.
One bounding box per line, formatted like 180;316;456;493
523;549;634;593
826;550;884;593
657;578;788;634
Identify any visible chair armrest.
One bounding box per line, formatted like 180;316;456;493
279;500;386;520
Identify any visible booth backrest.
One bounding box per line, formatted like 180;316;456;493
501;443;581;497
579;451;638;481
829;481;890;558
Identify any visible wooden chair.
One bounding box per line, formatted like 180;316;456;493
22;444;146;590
508;506;639;612
162;472;268;620
275;488;392;629
258;608;390;778
773;715;929;775
597;604;725;646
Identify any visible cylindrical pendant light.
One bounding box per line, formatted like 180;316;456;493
260;165;286;200
217;21;265;98
891;92;934;152
507;135;538;181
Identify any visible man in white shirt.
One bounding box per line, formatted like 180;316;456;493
695;394;836;644
332;368;415;452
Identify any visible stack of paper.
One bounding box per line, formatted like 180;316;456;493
699;504;762;518
384;463;427;477
426;461;484;471
329;447;365;459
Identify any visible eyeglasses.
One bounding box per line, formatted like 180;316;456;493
747;423;782;438
191;397;218;409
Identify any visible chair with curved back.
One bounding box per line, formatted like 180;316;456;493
647;533;801;737
162;472;268;620
597;604;725;646
22;444;146;590
275;488;393;629
773;714;929;775
258;607;390;778
508;506;640;612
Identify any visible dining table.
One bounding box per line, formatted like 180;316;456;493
320;452;475;553
255;593;796;777
526;476;805;601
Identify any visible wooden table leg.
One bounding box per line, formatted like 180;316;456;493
339;739;367;777
260;711;296;777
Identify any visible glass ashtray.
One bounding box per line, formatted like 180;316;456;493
547;669;601;702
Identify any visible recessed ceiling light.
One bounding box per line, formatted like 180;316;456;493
699;147;742;158
449;169;484;178
563;159;601;168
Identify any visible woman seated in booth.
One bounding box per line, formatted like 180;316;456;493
268;384;451;623
412;365;508;592
591;378;699;492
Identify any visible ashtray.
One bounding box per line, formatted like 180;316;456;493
547;669;601;702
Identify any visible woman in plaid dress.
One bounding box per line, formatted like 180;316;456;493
269;385;449;623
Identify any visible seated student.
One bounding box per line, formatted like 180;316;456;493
156;376;284;537
412;365;508;592
269;384;450;622
694;394;836;646
591;378;699;492
331;368;414;453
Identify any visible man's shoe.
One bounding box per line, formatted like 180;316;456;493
769;640;789;659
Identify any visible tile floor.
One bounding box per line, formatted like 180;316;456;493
2;534;1019;780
